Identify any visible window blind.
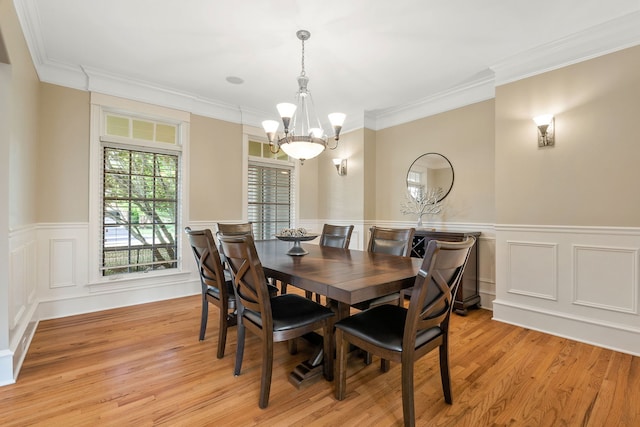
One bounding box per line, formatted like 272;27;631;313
248;163;293;240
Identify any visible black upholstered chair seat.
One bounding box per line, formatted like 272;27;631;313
335;304;442;352
243;294;335;331
206;281;235;302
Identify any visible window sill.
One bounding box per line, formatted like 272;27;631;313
87;269;192;293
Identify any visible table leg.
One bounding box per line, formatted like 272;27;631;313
287;298;349;388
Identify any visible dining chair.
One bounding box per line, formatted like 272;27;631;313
319;223;354;248
218;234;336;409
351;226;416;310
334;236;476;427
305;224;355;303
185;227;236;359
217;222;290;296
216;222;254;237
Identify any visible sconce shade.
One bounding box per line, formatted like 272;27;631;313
333;158;347;176
533;114;553;127
533;114;555;147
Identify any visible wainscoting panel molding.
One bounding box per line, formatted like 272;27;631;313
573;244;638;314
494;224;640;356
6;225;39;386
10;246;26;330
49;238;76;289
507;241;558;300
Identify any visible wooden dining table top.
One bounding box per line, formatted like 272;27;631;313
255;239;423;317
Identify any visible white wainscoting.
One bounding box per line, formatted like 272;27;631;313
494;224;640;356
36;223;200;321
4;225;39;386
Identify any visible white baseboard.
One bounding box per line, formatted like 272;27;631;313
493;299;640;356
38;280;200;321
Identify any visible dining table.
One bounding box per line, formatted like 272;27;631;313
254;239;423;387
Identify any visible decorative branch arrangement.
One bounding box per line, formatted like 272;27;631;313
400;187;444;227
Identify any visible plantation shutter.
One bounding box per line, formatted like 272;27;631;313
248;163;293;240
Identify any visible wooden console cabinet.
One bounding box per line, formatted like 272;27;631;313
409;229;481;315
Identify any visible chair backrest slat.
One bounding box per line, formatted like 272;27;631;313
219;234;272;320
217;222;254;237
319;224;354;249
404;237;475;347
367;226;416;256
185;227;228;298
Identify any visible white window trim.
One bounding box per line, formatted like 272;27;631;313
88;93;190;289
242;125;300;227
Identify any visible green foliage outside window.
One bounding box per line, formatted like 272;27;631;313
102;147;178;275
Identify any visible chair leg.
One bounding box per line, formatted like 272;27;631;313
335;329;348;400
401;360;416;427
259;334;274;409
216;308;227;359
199;297;208;341
288;338;298;355
439;342;453;404
381;358;391;372
322;322;334;381
234;321;245;376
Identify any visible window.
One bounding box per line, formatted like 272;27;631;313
102;147;178;275
247;140;295;240
89;93;188;283
407;170;424;200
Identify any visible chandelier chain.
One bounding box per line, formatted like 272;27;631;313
300;38;306;76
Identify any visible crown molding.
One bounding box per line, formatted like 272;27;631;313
369;72;496;130
491;11;640;86
14;0;640;132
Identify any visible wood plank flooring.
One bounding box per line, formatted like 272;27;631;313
0;293;638;426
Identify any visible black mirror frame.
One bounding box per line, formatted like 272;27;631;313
406;152;454;202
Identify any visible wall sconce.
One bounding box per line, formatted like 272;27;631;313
333;158;347;176
533;114;555;147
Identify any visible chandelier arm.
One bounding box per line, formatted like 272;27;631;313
268;142;281;154
326;139;339;150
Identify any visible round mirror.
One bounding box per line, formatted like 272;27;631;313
406;153;454;202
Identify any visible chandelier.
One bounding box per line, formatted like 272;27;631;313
262;30;345;163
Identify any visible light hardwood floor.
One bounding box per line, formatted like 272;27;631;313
0;292;638;426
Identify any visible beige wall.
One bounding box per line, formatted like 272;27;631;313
189;114;243;221
298;153;319;220
38;84;89;223
375;100;495;224
495;44;640;227
363;128;377;221
316;128;366;221
1;0;39;228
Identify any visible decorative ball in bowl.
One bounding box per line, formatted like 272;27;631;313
275;228;318;256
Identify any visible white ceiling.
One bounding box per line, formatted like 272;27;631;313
14;0;640;131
